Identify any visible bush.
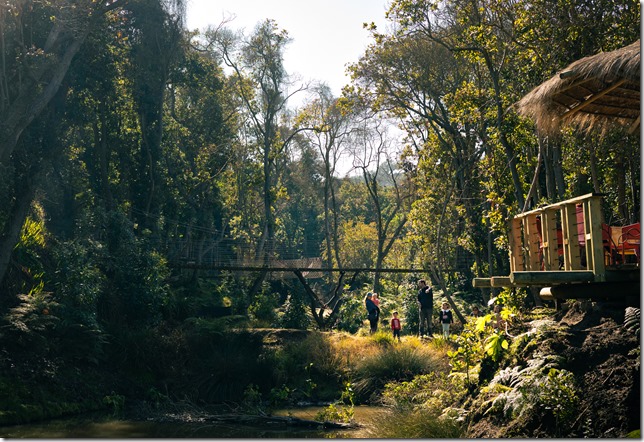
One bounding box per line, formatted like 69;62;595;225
335;292;366;333
248;283;279;325
381;372;466;412
277;292;310;329
402;288;419;335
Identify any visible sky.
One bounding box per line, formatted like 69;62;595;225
185;0;391;101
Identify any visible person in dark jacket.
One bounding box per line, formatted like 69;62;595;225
417;279;433;337
365;292;380;334
439;301;454;338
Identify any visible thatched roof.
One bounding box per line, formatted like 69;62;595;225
514;40;640;135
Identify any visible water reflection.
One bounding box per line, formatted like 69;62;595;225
0;406;386;438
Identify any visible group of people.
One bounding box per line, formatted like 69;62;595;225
365;279;487;341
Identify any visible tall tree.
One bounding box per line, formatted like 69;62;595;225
0;0;128;287
206;19;309;300
350;117;412;293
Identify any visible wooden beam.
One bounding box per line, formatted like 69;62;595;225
510;270;595;285
491;276;513;287
472;277;492;288
542;281;639;301
561;78;627;119
628;115;640;134
539;287;555;301
170;264;416;273
516;193;606;217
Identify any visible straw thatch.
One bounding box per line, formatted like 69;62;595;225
514;40;640;135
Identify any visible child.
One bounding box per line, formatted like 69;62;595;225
439;302;453;338
372;292;380;307
390;311;402;342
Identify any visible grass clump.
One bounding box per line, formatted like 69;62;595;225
364;407;463;438
351;341;448;402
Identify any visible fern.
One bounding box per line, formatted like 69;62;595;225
624;307;640;334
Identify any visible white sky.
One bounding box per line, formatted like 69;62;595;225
185;0;390;101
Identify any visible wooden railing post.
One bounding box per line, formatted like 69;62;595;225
541;208;559;270
561;203;582;270
583;196;606;281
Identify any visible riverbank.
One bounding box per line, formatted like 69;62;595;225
0;302;640;437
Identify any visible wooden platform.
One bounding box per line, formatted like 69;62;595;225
473;193;640;302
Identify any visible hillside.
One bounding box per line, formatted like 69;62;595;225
465;301;640;437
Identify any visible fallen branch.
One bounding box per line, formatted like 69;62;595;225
152;411;359;430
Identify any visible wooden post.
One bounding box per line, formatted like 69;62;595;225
561;203;582;270
583;196;606;281
541;208;559;270
522;214;541;270
508;218;524;272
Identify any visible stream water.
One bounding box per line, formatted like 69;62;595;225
0;406;386;438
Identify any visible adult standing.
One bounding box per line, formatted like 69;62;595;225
417;279;433;337
365;292;380;334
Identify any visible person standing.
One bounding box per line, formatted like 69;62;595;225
417;279;433;337
365;292;380;335
390;311;402;342
439;302;454;338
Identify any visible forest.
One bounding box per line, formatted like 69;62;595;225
0;0;640;438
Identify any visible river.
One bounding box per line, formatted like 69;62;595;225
0;406;387;438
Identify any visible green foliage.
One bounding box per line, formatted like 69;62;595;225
248;283;279;325
100;211;170;328
402;286;420;335
335;292;365;333
0;292;60;356
448;307;513;386
315;382;355;423
102;393;125;417
9;214;48;297
381;372;466;412
491;290;527;313
484;331;509;362
521;368;579;429
315;402;354;423
447;322;480;385
370;329;394;346
241;384;264;413
268;384;292;406
276;292;310;329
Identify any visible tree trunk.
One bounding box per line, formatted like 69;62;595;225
589;143;602;194
551;139;566;200
0;32;87;165
0;173;38;287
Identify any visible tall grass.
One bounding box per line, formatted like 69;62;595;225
350;339;449;403
363;407;464;438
